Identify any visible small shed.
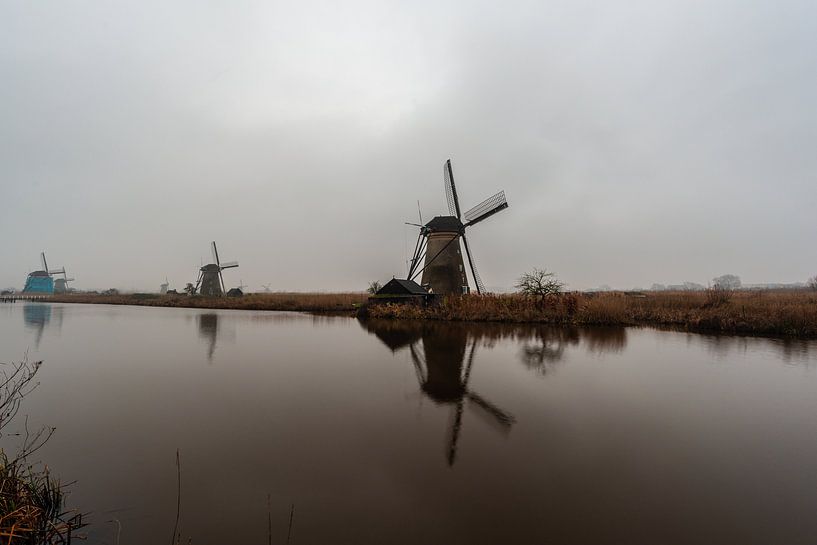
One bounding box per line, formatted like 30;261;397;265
370;278;433;305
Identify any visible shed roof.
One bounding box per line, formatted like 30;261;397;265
376;278;428;296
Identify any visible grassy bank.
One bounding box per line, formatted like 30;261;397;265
366;289;817;338
45;290;817;338
48;292;368;312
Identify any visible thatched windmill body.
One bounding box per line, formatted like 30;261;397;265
195;241;238;297
406;160;509;295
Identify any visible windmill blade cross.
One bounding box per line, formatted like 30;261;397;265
444;159;462;219
463;191;508;227
219;261;239;269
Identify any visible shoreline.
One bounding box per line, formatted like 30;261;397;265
32;290;817;339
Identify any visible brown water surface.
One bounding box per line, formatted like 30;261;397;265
2;302;817;544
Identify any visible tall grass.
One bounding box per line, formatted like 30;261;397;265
0;357;84;543
49;292;368;312
47;290;817;337
367;290;817;338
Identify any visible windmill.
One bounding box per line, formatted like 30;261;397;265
22;252;63;294
406;159;509;295
194;241;239;297
261;284;272;293
52;267;75;294
160;277;169;294
237;280;248;291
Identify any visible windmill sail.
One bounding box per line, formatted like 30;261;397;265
444;159;462;219
463;191;508;227
211;241;220;267
461;234;486;295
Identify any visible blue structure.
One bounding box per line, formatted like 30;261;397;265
22;271;54;294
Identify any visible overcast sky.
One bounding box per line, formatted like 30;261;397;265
1;0;815;292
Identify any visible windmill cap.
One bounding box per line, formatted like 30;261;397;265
425;216;464;233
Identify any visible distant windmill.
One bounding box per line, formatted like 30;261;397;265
53;267;75;294
237;280;248;291
406;160;509;295
194;241;239;297
22;252;64;294
160;277;169;294
261;284;272;293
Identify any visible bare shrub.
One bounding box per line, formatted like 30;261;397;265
516;269;563;309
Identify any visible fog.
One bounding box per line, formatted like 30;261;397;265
2;0;815;292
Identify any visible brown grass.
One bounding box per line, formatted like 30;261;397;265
48;292;368;312
46;290;817;338
367;289;817;338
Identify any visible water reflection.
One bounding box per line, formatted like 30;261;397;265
23;303;62;347
363;320;516;465
519;327;579;374
696;332;814;365
197;313;219;361
361;321;631;464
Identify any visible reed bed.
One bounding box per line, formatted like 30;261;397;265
0;452;83;544
0;357;84;544
46;290;817;337
367;289;817;338
49;292;368;312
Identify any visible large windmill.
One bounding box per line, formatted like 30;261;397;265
195;241;238;297
22;252;64;294
406;159;509;295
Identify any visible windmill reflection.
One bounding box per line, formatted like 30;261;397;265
364;320;515;466
23;303;62;348
197;313;219;361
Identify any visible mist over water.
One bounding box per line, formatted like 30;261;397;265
1;303;816;544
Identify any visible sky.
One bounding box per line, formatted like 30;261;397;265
1;0;815;292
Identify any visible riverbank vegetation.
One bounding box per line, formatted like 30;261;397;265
0;357;83;543
44;289;817;338
49;292;368;312
366;289;817;338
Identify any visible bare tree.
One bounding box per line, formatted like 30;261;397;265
367;280;382;294
808;276;817;291
516;268;563;307
713;274;741;290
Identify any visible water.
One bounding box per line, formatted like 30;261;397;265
1;302;817;544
